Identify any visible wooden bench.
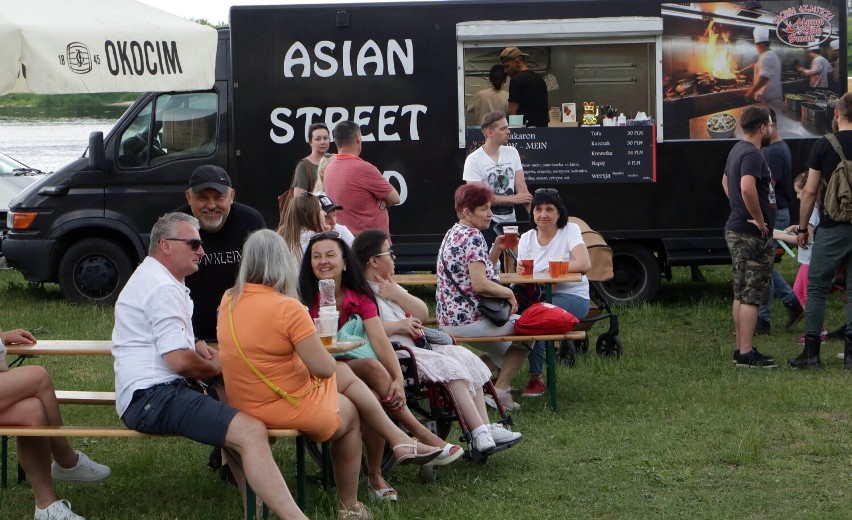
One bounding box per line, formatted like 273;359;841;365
0;425;304;520
454;332;586;412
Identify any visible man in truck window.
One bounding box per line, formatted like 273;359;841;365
722;106;778;368
501;46;549;128
745;28;782;105
323;120;400;237
463;111;532;247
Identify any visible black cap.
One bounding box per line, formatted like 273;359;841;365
188;165;231;193
318;194;343;213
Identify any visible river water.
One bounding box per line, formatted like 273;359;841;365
0;106;128;172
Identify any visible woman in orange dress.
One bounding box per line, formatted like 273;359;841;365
218;230;441;520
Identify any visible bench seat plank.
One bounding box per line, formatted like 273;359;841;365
55;391;116;405
454;332;585;343
0;426;300;438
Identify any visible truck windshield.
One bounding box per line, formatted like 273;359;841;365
117;92;218;168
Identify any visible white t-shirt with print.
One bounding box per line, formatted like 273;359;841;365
518;223;590;299
462;145;523;224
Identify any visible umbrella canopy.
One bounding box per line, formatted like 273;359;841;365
0;0;217;95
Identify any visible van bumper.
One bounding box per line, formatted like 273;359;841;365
2;238;55;282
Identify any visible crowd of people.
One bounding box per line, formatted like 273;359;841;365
6;47;849;519
723;97;851;370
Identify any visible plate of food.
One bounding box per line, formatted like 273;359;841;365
706;112;737;138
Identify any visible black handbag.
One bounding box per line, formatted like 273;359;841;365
439;244;512;327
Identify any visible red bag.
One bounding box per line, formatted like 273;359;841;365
514;302;579;335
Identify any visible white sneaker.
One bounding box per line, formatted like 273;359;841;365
51;451;111;484
484;387;520;411
471;429;496;453
488;423;522;444
34;499;85;520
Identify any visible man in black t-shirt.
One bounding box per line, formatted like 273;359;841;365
722;105;777;368
178;165;266;343
178;165;266;482
501;47;549;127
795;92;852;369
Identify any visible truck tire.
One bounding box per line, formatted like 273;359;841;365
597;243;660;305
58;238;134;305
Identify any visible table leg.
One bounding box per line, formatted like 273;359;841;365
546;340;557;412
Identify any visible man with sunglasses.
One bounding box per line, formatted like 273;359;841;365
113;212;307;520
722;106;778;368
463;110;532;247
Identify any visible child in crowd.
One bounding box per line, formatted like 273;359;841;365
774;172;825;343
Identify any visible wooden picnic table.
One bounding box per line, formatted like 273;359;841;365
395;271;584;412
6;340;113;357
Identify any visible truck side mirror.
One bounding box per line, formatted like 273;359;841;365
88;131;105;170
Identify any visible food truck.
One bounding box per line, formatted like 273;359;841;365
3;0;847;305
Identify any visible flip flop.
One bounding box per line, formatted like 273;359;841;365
392;439;442;466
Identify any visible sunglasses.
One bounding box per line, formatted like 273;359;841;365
375;249;396;258
311;230;340;241
164;238;203;251
535;188;559;195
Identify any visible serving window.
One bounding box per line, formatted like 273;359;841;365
456;17;664;146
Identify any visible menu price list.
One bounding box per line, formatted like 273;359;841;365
465;126;655;184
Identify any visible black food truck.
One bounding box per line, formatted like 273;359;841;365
2;0;847;305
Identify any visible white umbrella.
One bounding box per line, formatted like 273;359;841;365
0;0;217;95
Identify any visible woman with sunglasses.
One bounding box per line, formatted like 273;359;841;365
219;230;444;519
353;229;522;454
277;192;328;262
299;231;454;502
516;188;591;398
436;183;527;411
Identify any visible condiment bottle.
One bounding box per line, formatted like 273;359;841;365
617;113;627;126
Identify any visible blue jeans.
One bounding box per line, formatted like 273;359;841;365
528;293;590;376
758;208;797;323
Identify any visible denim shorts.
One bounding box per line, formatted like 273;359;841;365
121;379;238;448
725;230;774;306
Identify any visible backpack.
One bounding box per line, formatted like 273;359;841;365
822;134;852;224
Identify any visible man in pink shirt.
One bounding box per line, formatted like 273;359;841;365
323;121;400;236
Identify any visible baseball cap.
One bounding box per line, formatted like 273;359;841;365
318;194;343;213
188;165;232;193
500;47;529;61
807;45;820;52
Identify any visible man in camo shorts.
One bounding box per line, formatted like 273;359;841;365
722;105;777;368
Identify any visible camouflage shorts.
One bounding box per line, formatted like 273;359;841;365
725;230;774;306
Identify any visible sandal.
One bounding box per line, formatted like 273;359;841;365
339;501;373;519
367;482;398;502
392;438;442;466
427;443;464;466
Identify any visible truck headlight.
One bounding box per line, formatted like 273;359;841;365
8;211;37;230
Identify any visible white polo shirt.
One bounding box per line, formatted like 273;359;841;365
112;256;197;417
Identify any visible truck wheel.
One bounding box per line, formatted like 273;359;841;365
597;244;660;305
58;238;134;305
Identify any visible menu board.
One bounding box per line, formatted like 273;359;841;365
464;126;656;184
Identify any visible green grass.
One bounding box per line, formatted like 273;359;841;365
0;261;849;519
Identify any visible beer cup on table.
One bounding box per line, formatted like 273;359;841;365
519;258;534;276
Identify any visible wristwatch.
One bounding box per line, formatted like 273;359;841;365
796;227;808;233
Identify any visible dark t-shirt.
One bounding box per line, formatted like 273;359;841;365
508;70;549;127
724;140;776;235
178;201;266;341
762;140;792;210
806;129;852;228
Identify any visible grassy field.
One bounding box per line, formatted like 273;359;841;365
0;262;849;520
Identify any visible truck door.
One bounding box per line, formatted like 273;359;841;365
106;90;222;242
